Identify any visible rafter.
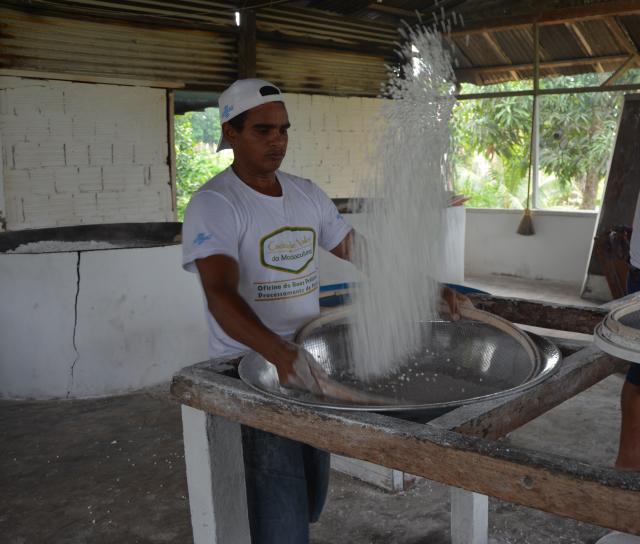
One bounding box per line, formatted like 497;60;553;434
604;16;638;54
565;22;604;73
455;53;629;79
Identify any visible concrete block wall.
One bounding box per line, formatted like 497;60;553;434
0;77;174;230
281;93;384;198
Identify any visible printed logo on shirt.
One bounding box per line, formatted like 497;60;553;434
193;232;213;246
254;271;319;302
260;227;316;274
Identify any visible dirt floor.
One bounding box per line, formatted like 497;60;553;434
0;371;626;544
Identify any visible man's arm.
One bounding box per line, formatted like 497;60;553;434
195;254;297;382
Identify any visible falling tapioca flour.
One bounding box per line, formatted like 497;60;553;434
348;24;457;380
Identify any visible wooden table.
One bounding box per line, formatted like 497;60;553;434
171;294;640;544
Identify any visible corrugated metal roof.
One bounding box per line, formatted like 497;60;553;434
0;8;237;89
256;40;388;96
2;0;640;94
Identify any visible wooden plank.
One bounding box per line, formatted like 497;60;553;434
605;16;639;55
602;53;640;86
170;363;640;535
426;345;626;439
582;95;640;300
454;53;629;79
181;405;251;544
467;293;607;334
166;90;177;218
238;10;257;79
566;22;604;73
458;81;640;100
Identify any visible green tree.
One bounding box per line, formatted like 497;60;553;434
538;76;621;209
451;75;622;210
451;86;533;209
175;111;232;220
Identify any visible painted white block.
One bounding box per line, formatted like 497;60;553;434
181;406;251;544
0;77;172;229
0;252;78;398
0;244;209;399
450;488;488;544
464;208;598;284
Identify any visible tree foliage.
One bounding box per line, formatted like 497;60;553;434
451;75;622;210
175;110;232;220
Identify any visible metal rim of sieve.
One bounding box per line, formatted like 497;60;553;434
238;305;560;413
295;304;541;373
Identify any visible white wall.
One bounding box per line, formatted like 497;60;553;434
464;208;598;284
281;93;383;198
0;76;174;230
0;245;209;399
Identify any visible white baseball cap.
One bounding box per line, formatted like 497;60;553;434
216;78;284;152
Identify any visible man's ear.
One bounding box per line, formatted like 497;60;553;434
222;122;237;146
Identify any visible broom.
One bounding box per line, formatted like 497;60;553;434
517;114;535;236
518;24;538;236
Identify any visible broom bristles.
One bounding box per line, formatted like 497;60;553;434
517;208;535;236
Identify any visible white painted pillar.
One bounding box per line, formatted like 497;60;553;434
450;487;488;544
181;405;251;544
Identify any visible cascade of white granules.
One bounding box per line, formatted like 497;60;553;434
347;24;457;380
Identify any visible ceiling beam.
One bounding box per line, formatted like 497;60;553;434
455;53;630;79
565;22;604;73
601;53;640;86
604;16;638;54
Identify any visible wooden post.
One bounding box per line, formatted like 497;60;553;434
181;405;251;544
167;90;177;219
451;488;488;544
238;10;257;79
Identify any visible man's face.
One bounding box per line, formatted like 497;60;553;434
224;102;290;174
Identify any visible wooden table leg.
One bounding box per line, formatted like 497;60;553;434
181;405;251;544
450;487;488;544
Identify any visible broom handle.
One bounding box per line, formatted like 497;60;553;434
526;23;540;211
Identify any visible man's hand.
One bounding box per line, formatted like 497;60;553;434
271;342;328;395
441;286;473;321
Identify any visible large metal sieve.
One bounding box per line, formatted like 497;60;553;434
239;306;561;422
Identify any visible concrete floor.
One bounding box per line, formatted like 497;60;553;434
1;275;627;543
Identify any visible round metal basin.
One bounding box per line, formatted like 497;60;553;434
239;306;561;422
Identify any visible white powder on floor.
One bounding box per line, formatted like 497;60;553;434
347;24;456;380
6;240;121;254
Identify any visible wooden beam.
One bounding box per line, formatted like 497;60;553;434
604;16;638;55
566;22;604;73
167;90;177;219
238;10;256;79
482;31;511;64
427;345;627;439
467;294;607;334
171;363;640;535
448;1;640;37
601;53;640;86
457;81;640;100
454;53;629;79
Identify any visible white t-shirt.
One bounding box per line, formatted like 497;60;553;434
182;167;352;359
631;194;640;268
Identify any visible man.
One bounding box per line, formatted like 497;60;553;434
615;196;640;472
182;78;468;543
